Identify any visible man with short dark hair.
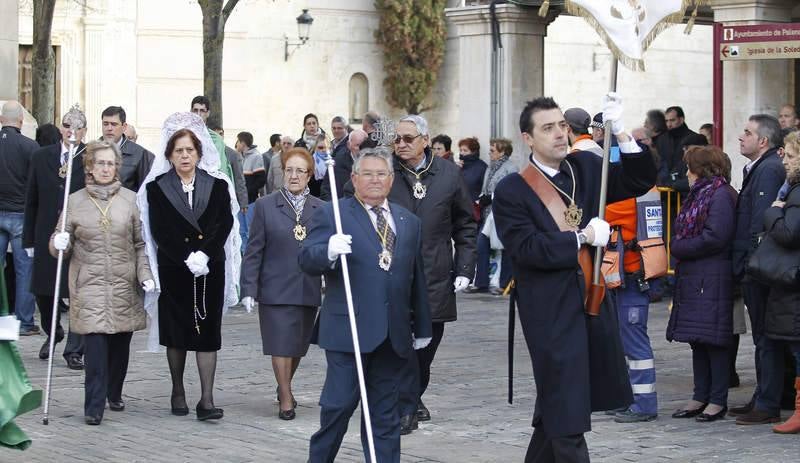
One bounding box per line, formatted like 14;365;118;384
729;114;788;426
236;131;265;204
664;106;699;187
100;106;154;191
0;101;39;336
190;95;233;181
779;104;799;130
493;94;655;462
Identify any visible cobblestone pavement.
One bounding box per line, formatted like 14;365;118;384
7;293;797;462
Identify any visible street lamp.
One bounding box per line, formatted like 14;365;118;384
284;9;314;61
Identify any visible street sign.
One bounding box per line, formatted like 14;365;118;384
718;22;800;61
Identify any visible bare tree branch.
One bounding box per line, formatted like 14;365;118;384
222;0;241;24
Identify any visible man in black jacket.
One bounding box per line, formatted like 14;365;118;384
23;108;88;370
728;114;787;425
320;129;367;201
0;101;39;336
390;115;477;434
664;106;699;187
100;106;154;191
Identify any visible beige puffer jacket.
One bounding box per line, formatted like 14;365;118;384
49;183;152;335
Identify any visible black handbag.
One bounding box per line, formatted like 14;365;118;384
746;232;800;287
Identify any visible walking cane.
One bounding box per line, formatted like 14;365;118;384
42;108;83;425
586;60;619;316
324;156;378;462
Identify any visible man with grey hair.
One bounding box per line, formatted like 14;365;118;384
23;107;89;369
301;146;431;463
321;128;368;201
0;101;40;336
729;113;787;425
123;124;138;143
391;114;477;434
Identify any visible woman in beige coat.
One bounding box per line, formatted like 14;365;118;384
50;140;154;425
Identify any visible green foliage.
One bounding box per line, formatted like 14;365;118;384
374;0;447;114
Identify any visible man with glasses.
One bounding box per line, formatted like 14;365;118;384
266;136;295;194
301;147;431;463
23;108;88;370
390;115;477;434
100;106;154;191
190;95;233;182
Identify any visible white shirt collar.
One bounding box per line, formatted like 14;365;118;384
414;155;428;171
531;153;560;177
362;198;390;214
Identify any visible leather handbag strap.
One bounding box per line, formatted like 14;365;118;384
519;165;577;232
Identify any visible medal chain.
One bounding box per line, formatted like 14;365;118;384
399;157;433;182
87;194;116;231
530;158;578;207
279;188;304;225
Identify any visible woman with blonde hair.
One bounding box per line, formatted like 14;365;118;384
50;140;154;425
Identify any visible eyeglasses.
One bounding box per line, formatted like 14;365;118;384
284;168;309;176
394;134;422;145
94;161;115;168
357;171;391;181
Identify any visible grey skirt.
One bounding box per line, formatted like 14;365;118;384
258;304;318;357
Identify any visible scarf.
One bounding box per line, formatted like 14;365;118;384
283;186;310;216
85;180;122;201
483;155;510;196
675;175;726;240
313;151;328;180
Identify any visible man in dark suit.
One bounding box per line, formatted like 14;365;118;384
23;109;87;369
494;95;655;462
728;114;788;425
100;106;154;191
300;148;432;463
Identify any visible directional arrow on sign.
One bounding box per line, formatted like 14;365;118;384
721;45;729;58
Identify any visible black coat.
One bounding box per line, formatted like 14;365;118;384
666;184;737;347
0;126;39;212
389;153;477;322
764;183;800;342
493;148;655;438
732;148;785;281
117;136;155;192
23;143;86;296
459;153;487;201
146;169;233;351
320;143;353;202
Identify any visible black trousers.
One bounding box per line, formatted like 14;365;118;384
742;282;785;413
35;295;83;357
398;322;446;416
525;428;589;463
83;332;133;418
691;342;730;407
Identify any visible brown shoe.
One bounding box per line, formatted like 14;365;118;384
735;408;781;425
727;399;754;417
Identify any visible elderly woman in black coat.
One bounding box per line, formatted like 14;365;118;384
667;145;737;422
141;118;238;422
240;147;323;420
764;131;800;434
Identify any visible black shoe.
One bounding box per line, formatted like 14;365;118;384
417;401;431;422
38;335;64;360
278;408;296;420
604;406;627;416
171;394;189;416
65;355;84;370
696;406;727;422
463;286;488;294
672;404;707;418
614;409;658;423
728;399;755;417
108;400;125;412
196;403;223;421
19;326;40;336
400;413;418;435
85;415;102;425
276;386;298;408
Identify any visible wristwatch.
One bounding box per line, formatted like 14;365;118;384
577;231;588;245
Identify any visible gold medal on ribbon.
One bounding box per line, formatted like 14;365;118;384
293;223;307;241
565;202;583;228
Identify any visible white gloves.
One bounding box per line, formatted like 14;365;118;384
53;232;70;251
327;233;352;262
184;251;210;277
601;92;625;135
414;337;432;350
453;276;470;293
25;248;34;258
241;296;255;312
142;279;155;293
584;218;611;247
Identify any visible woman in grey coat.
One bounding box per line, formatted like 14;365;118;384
240;147;323;420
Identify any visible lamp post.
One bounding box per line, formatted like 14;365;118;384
284;9;314;61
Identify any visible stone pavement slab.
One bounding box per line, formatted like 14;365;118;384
5;293;797;462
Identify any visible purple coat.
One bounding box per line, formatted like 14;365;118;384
666;184;737;347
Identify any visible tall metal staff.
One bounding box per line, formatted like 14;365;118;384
42;105;84;425
324;156;377;462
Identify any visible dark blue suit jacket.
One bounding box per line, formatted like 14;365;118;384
299;197;432;359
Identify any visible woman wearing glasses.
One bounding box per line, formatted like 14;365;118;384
240;147;323;420
49;140;154;425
